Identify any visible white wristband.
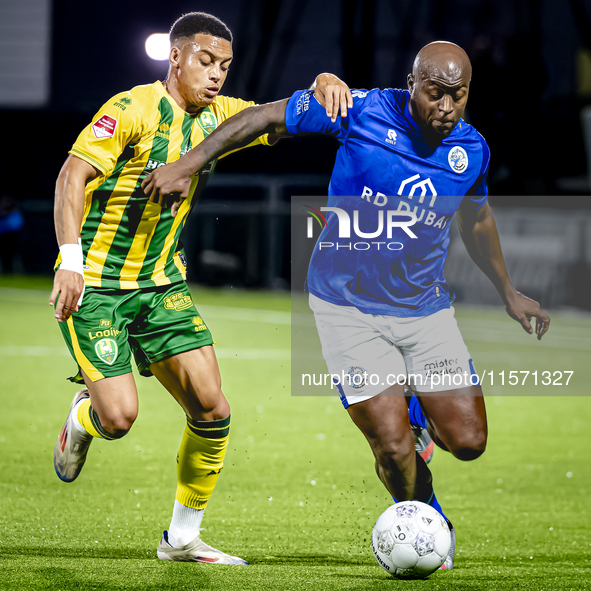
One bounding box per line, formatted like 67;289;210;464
59;242;84;276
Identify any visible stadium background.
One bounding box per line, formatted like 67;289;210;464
1;2;591;590
1;0;591;308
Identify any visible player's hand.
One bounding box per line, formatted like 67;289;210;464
313;73;353;122
49;269;84;322
504;291;550;340
141;160;193;217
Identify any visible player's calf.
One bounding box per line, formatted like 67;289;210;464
372;433;418;497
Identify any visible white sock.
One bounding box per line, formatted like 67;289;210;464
71;397;88;434
168;500;205;547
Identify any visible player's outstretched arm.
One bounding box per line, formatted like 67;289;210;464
50;155;98;322
142;73;351;211
456;200;550;340
142;99;290;206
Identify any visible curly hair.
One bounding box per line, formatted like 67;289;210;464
170;12;232;45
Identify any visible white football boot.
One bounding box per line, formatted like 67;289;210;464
440;520;456;570
411;424;435;465
157;530;248;565
53;389;93;482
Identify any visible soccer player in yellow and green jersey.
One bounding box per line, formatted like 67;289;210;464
49;11;350;564
68;83;269;290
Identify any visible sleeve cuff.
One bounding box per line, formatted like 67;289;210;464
68;148;109;175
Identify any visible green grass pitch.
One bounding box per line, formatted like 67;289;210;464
0;275;590;590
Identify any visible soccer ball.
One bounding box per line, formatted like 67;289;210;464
371;501;451;579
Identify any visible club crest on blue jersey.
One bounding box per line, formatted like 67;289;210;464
448;146;468;173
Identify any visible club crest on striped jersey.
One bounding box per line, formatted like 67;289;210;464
95;338;118;365
197;110;218;135
92;114;117;139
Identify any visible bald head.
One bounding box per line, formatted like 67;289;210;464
412;41;472;82
408;41;472;143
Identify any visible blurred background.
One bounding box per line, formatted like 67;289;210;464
1;0;591;309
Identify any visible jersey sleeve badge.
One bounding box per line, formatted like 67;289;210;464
91;114;118;139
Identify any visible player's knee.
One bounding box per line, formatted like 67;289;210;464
100;409;137;438
197;391;222;414
187;386;229;420
450;430;487;461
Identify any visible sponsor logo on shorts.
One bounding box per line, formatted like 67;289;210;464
347;366;367;389
88;319;121;340
88;328;121;340
424;358;463;376
448;146;468;173
92;114;117;139
95;338;118;366
193;316;208;333
164;292;193;311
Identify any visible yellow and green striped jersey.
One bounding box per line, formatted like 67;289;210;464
60;80;269;289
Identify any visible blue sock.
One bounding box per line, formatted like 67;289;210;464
392;492;446;521
427;491;447;521
408;395;427;429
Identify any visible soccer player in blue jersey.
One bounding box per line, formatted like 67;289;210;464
143;41;550;569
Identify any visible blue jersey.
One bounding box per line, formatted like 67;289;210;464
285;88;490;317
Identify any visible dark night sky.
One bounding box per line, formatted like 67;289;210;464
2;0;591;284
3;0;591;200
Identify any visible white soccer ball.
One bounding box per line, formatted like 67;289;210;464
371;501;451;579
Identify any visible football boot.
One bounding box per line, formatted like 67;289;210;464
53;389;93;482
157;530;248;565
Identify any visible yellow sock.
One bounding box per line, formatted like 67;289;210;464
175;416;230;510
77;398;116;440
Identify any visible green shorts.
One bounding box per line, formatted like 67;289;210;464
58;282;213;383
